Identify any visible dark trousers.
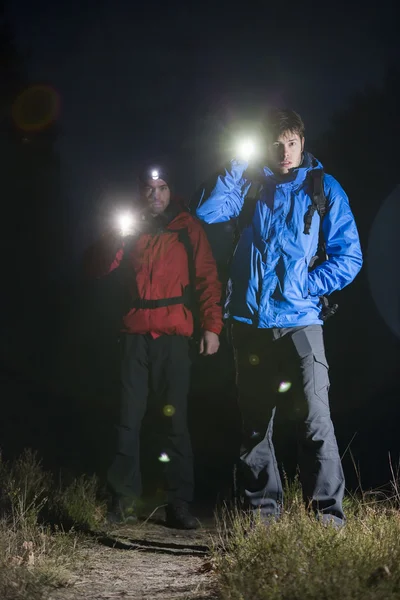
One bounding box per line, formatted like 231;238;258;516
107;334;194;504
232;323;345;521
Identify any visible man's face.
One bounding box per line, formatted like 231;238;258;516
142;178;171;215
267;130;305;175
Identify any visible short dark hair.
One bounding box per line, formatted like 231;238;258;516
266;108;305;142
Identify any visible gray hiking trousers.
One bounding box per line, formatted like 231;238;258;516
232;323;345;523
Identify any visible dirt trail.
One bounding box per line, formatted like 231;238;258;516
49;512;218;600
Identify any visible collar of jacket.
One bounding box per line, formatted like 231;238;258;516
262;152;323;190
141;201;186;233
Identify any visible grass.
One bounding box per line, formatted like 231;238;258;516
0;448;106;600
211;475;400;600
52;473;107;531
4;448;400;600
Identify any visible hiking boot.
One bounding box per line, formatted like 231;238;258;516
317;512;345;529
165;500;199;530
106;496;138;525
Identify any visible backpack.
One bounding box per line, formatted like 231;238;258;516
231;167;338;321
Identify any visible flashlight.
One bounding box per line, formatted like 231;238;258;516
236;138;258;161
151;169;159;180
117;212;135;236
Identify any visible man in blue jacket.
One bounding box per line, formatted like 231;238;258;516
194;109;362;526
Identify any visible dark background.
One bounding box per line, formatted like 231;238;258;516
1;0;399;504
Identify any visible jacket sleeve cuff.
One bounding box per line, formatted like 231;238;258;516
202;323;223;336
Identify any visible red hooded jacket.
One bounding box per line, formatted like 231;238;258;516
85;204;223;338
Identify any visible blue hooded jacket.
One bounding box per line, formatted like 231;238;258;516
195;152;363;328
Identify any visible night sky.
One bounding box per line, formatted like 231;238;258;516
7;0;399;265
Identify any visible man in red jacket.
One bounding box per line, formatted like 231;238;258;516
86;165;222;528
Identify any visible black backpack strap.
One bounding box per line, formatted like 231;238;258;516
170;227;201;340
303;169;327;236
131;293;190;309
144;227;196;303
311;169;327;218
305;170;339;321
237;167;264;234
174;228;196;301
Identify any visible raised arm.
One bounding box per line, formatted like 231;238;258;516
83;231;125;280
194;159;250;224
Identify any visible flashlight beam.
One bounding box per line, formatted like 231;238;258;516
117;212;135;236
236;138;257;161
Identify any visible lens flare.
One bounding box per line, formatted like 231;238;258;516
249;354;260;366
158;452;170;463
163;405;175;417
367;185;400;340
278;381;292;393
12;85;60;132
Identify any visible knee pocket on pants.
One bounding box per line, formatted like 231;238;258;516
313;353;330;403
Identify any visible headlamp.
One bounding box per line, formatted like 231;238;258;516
138;165;171;186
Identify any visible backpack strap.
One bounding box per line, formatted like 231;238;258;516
303;169;327;236
305;170;339;320
120;227;200;334
174;227;196;304
237;167;264;234
311;169;328;218
169;227;201;340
